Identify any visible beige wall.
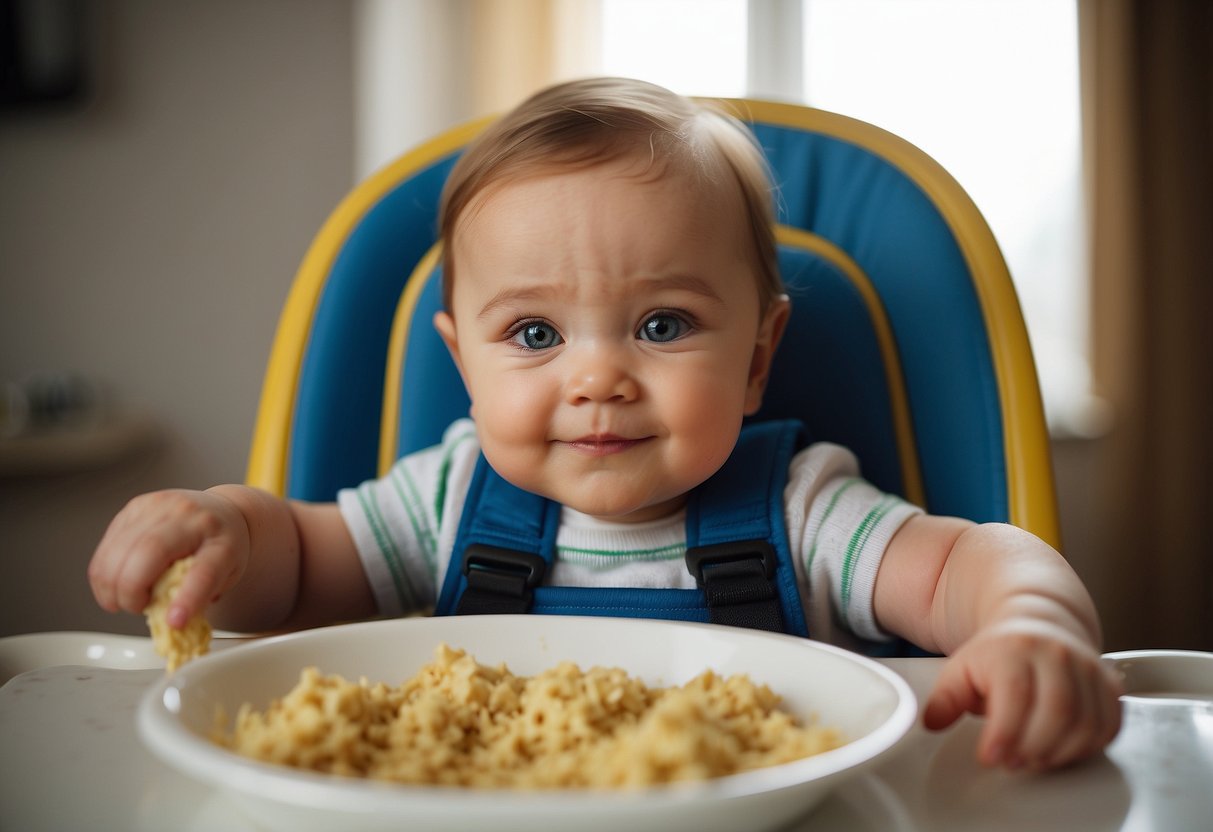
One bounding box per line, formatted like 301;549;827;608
0;0;354;635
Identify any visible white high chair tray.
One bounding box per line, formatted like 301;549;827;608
0;630;162;683
4;630;1213;831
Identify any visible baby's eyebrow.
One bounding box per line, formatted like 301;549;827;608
476;273;725;320
477;285;560;320
634;274;726;304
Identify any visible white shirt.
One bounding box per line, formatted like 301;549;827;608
338;418;921;649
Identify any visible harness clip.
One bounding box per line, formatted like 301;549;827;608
455;545;548;615
462;544;547;587
685;540;777;586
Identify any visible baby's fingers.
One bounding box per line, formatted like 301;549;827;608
1040;659;1123;769
112;521;204;614
975;663;1035;768
87;547;122;613
1012;650;1089;768
88;507;147;611
163;541;238;628
923;660;983;731
90;511;194;614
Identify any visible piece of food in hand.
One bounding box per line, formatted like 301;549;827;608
145;556;211;672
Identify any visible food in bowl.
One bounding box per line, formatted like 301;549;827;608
213;643;842;789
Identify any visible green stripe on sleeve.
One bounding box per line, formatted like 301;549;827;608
356;486;416;610
803;477;862;574
839;496;899;625
433;430;475;526
390;466;438;581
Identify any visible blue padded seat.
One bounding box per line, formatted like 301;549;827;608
248;102;1058;548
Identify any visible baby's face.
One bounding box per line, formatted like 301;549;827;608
435;157;786;523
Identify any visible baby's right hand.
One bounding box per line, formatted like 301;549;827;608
88;489;250;629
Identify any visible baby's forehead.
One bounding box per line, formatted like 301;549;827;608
458;150;736;228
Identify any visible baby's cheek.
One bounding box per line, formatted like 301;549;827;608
671;389;747;477
472;389;552;481
673;372;748;428
481;389;550;446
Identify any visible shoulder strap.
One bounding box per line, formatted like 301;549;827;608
433;455;560;616
684;419;809;636
436;420;809;636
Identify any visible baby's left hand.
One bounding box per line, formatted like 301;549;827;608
922;619;1123;771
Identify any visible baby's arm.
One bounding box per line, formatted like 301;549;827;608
88;486;375;633
873;517;1122;771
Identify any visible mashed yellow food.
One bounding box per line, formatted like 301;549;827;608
145;556;211;672
214;644;842;789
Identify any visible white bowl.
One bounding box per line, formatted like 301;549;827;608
137;615;916;832
1104;648;1213;701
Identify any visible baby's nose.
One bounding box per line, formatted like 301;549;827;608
564;346;640;404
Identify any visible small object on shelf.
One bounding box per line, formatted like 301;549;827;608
0;372;158;476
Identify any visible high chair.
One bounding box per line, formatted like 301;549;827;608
246;99;1061;551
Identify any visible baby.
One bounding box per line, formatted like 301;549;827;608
89;77;1120;771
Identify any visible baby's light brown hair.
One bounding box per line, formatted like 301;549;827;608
438;77;780;312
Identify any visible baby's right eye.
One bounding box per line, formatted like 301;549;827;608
511;321;564;350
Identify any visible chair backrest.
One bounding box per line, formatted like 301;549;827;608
247;100;1060;549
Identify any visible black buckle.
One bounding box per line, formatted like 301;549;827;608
462;544;547;586
685;540;777;586
456;545;547;615
685;540;785;633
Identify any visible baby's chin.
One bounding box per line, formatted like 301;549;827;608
484;456;692;523
554;491;689;524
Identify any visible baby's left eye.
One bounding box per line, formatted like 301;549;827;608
637;313;689;343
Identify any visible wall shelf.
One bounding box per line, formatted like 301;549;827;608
0;415;159;477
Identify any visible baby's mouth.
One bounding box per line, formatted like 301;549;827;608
563;434;648;457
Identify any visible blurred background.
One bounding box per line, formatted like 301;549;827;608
1;0;1208;649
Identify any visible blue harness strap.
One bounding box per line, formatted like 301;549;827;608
434;420;809;637
432;457;561;616
685;420;809;636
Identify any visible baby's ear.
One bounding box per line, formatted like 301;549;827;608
743;296;791;416
433;311;468;387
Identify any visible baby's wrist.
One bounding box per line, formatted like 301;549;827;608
982;600;1101;652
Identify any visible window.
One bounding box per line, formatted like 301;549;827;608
600;0;748;97
600;0;1092;434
